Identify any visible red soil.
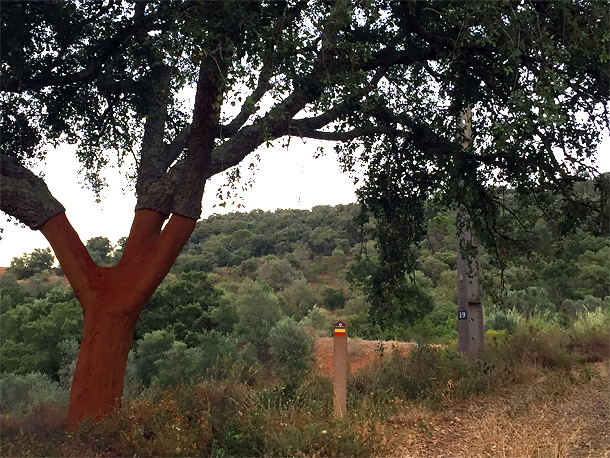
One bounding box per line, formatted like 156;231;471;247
312;337;415;376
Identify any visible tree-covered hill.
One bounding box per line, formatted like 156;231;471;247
175;204;361;272
2;189;608;398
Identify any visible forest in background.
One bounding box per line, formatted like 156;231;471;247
2;175;609;404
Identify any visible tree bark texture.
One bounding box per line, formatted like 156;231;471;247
0;154;65;229
40;210;195;429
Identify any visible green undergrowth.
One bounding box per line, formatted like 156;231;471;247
1;315;608;457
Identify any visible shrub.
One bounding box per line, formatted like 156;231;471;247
0;373;68;414
22;271;64;298
573;306;610;334
135;330;175;386
301;305;332;335
570;307;610;362
343;294;369;316
208;294;240;334
280;278;318;319
257;257;301;291
322;286;346;310
235;280;283;357
267;317;314;384
153;341;201;386
71;388;212;457
485;308;519;333
0;403;66;456
7;249;54;280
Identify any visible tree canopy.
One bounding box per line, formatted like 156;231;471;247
2;0;607;230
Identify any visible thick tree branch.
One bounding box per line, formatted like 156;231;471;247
161;125;191;169
361;46;452;72
135;65;174;215
170;54;225;218
208;91;309;176
222;2;307;137
39;212;98;307
147;213;196;287
288;125;404;142
291;66;390;131
221;61;275;137
209;42;448;175
0;154;65;229
120;209;166;265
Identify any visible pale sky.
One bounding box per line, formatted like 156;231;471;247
0;139;360;266
1;135;608;267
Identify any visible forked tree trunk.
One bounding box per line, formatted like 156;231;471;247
40;209;196;429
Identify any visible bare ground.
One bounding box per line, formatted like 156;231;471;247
386;362;609;458
312;337;415;376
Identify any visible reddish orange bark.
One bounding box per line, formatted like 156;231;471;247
40;209;195;429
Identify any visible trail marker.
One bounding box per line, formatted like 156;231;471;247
333;320;347;418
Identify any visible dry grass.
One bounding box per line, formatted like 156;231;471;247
388;362;610;458
2;337;607;457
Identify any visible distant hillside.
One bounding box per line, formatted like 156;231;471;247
175;204;362;273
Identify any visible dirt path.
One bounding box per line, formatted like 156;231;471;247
384;362;610;458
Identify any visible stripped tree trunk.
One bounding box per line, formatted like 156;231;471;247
41;211;196;429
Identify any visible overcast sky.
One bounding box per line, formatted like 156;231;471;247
1;134;608;267
0;139;360;266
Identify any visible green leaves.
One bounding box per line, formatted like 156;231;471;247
3;0;607;218
0;286;81;376
7;248;54;280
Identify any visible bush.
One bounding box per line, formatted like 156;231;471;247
301;305;332;335
151;332;249;386
485;308;519;333
267;317;314;384
135;330;175;386
280;278;317;319
7;249;54;280
0;372;68;414
257;257;301;291
71;388;212;457
570;307;610;362
235;280;283;357
573;306;610;334
0;289;82;376
322;286;346;310
21;271;64;298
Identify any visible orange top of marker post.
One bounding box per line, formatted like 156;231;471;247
334;321;347;337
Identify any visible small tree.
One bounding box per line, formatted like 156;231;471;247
234;280;283;357
268;317;314;384
85;237;113;265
